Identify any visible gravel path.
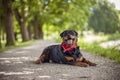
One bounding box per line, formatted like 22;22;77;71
0;40;120;80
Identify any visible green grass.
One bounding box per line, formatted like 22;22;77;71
107;33;120;40
0;40;36;52
78;41;120;63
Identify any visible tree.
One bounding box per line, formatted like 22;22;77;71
0;0;97;48
28;0;44;39
88;0;120;34
13;0;29;42
0;0;3;48
2;0;15;46
34;0;96;32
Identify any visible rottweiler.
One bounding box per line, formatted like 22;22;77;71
35;30;96;67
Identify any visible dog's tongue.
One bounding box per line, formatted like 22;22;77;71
67;40;73;44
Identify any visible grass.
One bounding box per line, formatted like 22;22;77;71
0;40;36;52
107;33;120;40
78;41;120;63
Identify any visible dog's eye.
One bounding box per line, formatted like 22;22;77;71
72;38;75;41
66;40;68;41
64;39;68;41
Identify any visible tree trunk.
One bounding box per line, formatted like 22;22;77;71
2;0;15;46
20;19;29;42
27;25;32;40
14;1;29;42
0;30;2;48
38;23;43;39
33;16;40;39
21;3;29;42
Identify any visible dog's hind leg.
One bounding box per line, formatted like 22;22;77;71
65;56;74;61
35;54;46;64
35;48;51;64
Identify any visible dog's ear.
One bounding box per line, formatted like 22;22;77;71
72;30;78;37
60;30;68;38
60;31;64;38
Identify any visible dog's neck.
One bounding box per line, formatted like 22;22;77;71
61;42;77;52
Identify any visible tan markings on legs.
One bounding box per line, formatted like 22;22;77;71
76;57;83;62
74;62;88;67
35;54;45;64
65;56;74;61
84;59;97;66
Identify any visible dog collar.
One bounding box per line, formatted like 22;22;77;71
61;42;77;52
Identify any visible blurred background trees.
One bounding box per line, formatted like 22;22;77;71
0;0;120;48
88;0;120;34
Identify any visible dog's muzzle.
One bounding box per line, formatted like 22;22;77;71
67;39;73;44
64;34;76;45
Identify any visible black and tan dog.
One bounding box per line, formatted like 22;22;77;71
35;30;96;67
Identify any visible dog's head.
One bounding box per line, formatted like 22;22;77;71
60;30;78;46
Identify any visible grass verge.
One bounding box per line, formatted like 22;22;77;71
0;40;36;52
78;41;120;63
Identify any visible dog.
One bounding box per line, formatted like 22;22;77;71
35;30;96;67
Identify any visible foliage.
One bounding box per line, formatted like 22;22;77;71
107;33;120;40
88;0;120;34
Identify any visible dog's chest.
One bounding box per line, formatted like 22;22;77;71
63;49;76;56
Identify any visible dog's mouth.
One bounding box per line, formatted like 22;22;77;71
64;37;76;46
67;39;73;44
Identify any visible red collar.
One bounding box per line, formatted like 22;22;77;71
61;42;77;52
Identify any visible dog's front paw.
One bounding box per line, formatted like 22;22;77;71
89;63;97;66
84;60;97;66
75;62;88;67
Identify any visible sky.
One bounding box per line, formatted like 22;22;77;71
108;0;120;10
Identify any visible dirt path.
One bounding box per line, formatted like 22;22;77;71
0;40;120;80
